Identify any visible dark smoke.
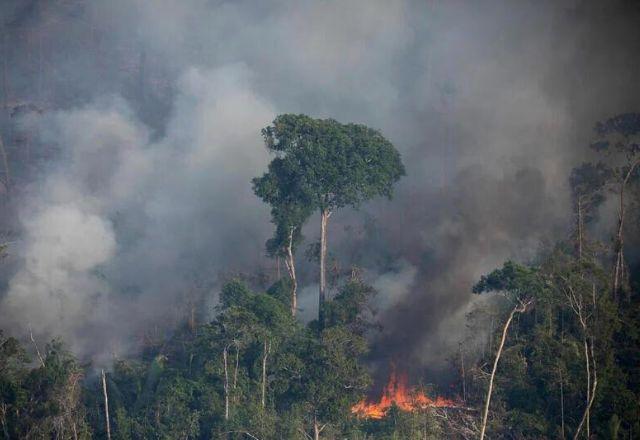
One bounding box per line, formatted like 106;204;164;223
0;0;639;374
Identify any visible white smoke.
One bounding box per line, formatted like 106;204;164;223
1;65;275;357
0;0;638;370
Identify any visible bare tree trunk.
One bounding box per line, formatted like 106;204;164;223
479;301;530;440
233;343;239;390
584;337;591;438
573;338;598;440
313;414;320;440
284;227;298;317
613;160;639;299
577;196;584;260
561;277;599;440
230;343;239;405
101;369;111;440
319;209;331;325
223;345;229;421
613;181;625;297
29;327;45;368
261;339;270;408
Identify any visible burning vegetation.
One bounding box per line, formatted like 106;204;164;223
352;367;460;420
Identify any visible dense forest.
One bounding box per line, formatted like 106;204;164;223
1;112;640;439
1;0;640;439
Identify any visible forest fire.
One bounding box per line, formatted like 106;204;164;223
351;368;460;419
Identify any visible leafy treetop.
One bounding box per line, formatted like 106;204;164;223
257;114;406;214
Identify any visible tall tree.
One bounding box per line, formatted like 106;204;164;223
551;257;605;439
253;156;312;316
569;162;608;260
295;280;373;439
256;114;405;324
589;113;640;298
473;261;537;440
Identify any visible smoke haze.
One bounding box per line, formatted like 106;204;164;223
1;0;639;373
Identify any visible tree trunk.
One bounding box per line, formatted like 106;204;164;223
233;343;239;390
28;327;45;368
577;196;584;260
612;181;625;297
560;276;599;440
313;414;320;440
261;339;270;408
223;346;229;421
284;227;298;317
584;337;591;438
612;159;639;299
101;369;112;440
319;209;330;325
573;338;598;440
479;301;529;440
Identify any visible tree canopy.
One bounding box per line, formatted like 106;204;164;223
253;114;405;324
256;114;405;214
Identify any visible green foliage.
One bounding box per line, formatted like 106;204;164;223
220;278;254;309
60;278;374;439
0;338;91;439
324;279;376;333
465;241;640;439
593;112;640;147
254;113;405;323
257;114;405;213
266;277;294;306
473;260;544;305
3;112;640;439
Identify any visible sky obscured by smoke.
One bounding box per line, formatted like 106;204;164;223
1;0;639;372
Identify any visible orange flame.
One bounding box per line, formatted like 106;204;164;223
351;368;459;419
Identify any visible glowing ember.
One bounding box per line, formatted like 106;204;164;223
352;367;459;419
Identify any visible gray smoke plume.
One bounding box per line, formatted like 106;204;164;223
0;0;639;375
1;67;275;358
